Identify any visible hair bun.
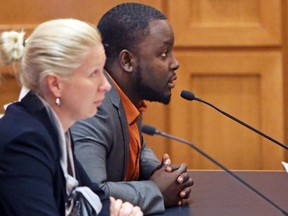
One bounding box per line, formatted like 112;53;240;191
0;31;26;65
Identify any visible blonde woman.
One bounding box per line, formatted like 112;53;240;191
0;19;142;216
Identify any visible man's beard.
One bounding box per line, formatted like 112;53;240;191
135;65;171;105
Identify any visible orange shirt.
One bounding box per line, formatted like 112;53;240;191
109;76;147;181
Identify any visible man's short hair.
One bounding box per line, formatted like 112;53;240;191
97;2;167;60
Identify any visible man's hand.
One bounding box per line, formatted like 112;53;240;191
161;153;171;166
150;163;193;207
176;172;193;206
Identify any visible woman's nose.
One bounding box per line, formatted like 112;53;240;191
101;76;111;93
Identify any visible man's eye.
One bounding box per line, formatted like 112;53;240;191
161;51;167;58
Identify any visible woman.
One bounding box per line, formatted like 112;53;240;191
0;19;142;216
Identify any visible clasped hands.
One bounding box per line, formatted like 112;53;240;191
150;153;194;207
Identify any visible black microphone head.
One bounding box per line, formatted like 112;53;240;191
142;125;157;136
180;90;196;101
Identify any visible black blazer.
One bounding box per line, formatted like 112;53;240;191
0;92;109;216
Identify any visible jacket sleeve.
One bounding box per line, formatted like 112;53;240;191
71;100;165;215
0;130;62;216
137;114;161;180
74;157;110;216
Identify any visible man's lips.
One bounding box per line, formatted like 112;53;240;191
168;75;177;88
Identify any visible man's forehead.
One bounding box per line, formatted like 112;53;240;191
145;20;174;43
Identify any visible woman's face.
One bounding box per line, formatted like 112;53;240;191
60;44;111;122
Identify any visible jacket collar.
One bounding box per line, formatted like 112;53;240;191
21;91;46;114
104;70;122;109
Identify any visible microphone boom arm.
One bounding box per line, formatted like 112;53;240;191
148;128;288;215
194;97;288;150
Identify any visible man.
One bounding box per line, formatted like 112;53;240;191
71;3;193;215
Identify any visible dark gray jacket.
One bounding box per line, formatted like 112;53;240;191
71;72;165;215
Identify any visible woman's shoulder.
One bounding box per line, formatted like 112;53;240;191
0;101;60;158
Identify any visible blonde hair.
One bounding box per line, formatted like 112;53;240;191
0;19;102;95
0;31;25;65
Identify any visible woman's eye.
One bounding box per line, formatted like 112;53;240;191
90;71;98;77
89;71;97;77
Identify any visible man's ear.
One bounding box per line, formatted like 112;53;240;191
46;74;62;98
119;49;134;72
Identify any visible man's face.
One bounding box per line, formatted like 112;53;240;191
134;19;179;105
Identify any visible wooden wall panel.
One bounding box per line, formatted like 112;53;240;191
0;0;163;23
283;0;288;163
166;0;281;47
0;0;163;34
0;74;20;112
0;0;287;170
168;51;284;170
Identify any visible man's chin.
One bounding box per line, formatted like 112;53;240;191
153;95;171;105
138;88;171;104
146;99;170;105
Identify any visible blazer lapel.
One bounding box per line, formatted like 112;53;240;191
104;71;130;179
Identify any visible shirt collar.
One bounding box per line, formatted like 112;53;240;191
107;74;147;125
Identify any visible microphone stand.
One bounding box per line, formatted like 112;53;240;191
180;90;288;150
142;125;288;215
194;96;288;150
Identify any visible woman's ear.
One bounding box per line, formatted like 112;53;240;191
119;49;134;72
46;74;62;98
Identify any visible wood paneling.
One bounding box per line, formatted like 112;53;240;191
166;0;281;47
168;51;284;170
0;74;21;113
0;0;163;34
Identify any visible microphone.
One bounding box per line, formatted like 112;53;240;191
180;90;288;150
142;124;288;215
